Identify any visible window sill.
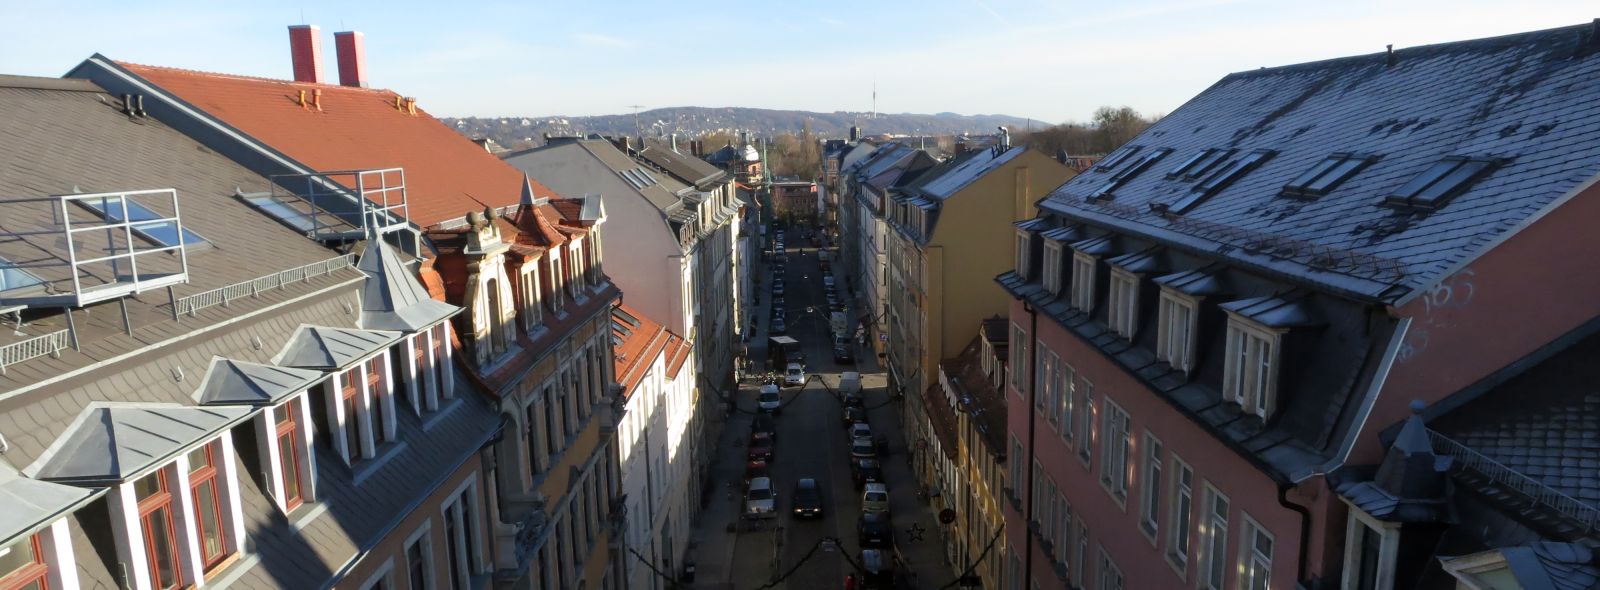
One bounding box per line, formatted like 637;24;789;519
1165;552;1188;582
1099;480;1128;510
1139;521;1159;547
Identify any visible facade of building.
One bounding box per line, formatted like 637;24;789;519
935;320;1015;590
608;304;696;590
500;136;736;505
838;143;937;358
65;28;630;589
999;23;1600;590
885;145;1074;488
770;179;819;222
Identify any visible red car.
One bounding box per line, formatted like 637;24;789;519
748;432;775;462
745;460;769;484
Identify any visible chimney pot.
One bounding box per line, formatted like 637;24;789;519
288;25;326;84
334;30;368;88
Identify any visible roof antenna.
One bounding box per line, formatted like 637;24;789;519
1386;44;1397;67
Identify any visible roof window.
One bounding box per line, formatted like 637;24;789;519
1162;150;1275;213
1095;145;1143;171
1282;153;1377;198
1383;156;1503;210
242;194;317;233
1089;148;1171;200
1168;148;1234;179
80;195;208;249
0;255;44;292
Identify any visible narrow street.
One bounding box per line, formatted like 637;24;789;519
686;225;953;590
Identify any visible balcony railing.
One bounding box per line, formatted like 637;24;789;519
173;254;356;317
1427;428;1600;533
0;189;193;308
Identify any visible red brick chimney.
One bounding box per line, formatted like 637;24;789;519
288;25;325;84
334;31;368;88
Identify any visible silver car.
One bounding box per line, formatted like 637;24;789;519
745;476;776;519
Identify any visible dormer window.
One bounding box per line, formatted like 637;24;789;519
1156;291;1198;372
548;255;565;312
1070;252;1097;312
1036;239;1062;294
1107;269;1139;338
1383;155;1503;210
1281;152;1377;198
1223;319;1280;419
1015;229;1033;281
520;263;544;332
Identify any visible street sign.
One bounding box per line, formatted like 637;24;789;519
939;509;957;524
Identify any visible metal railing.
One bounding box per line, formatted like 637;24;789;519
173;253;357;317
1427;429;1600;533
0;189;193;308
0;329;70;373
270;168;409;240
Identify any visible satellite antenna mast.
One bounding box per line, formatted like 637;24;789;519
627;105;645;139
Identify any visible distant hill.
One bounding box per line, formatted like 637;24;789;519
442;107;1035;149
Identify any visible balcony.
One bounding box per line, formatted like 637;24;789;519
493;492;549;581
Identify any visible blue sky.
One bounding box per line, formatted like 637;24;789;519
3;0;1596;123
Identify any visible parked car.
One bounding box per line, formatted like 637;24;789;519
852;459;884;488
745;460;769;485
862;483;890;515
842;406;867;427
745;477;776;519
843;392;866;409
820;259;831;271
792;478;823;518
833;344;856;363
772;281;785;296
773;295;785;308
848;422;872;442
751;413;776;440
758;384;781;412
859;549;895;589
851;437;877;460
770;317;787;334
857;511;892;548
784;363;805;387
824;276;836;289
748;432;775;462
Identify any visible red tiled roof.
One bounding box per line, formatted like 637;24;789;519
613;303;684;397
665;337;692;379
117;62;562;227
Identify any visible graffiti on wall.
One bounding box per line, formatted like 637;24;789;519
1397;268;1476;363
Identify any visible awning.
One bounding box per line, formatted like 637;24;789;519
26;402;252;485
192;357;326;406
278;325;403;370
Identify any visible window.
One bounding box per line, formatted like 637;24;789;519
0;256;44;292
543;384;561;456
1386;155;1502;209
1224;320;1278;419
1281;153;1375;197
134;469;184;590
1076;379;1094;464
0;533;49;590
1010;324;1028;397
521;265;544;331
241;194;317;233
1200;485;1230;590
1072;519;1089;588
441;484;479;590
1342;506;1399;590
1070;253;1096;312
358;560;395;590
1098;548;1124;590
1054;492;1072;566
1107;270;1139;339
1099;399;1131;501
1168;456;1194;570
366;356;391;444
1009;435;1024;501
1157;292;1197;372
1015;230;1032;280
1239;516;1273;590
1033;347;1052;414
1139;433;1163;540
1090;148;1171;199
187;441;230;571
1041;240;1063;295
272;401;306;511
1168;149;1232;179
407;523;434;590
1056;362;1075;443
1095;145;1143;171
80;195;208;248
1007;549;1023;590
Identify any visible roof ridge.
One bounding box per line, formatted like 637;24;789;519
116;59;401;95
1222;21;1595;81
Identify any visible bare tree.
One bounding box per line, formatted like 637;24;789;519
1015;105;1156;158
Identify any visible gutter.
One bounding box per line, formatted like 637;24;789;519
1276;482;1313;587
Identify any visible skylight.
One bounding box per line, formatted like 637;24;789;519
79;196;207;249
1164;149;1275;213
1384;156;1502;209
242;195;317;233
1095;145;1143;171
1089;148;1171;200
1169;148;1234;179
0;255;44;292
1282;153;1377;198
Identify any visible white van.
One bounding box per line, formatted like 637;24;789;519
862;482;890;514
839;371;862;396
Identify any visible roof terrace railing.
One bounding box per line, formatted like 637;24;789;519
173;253;357;318
1426;428;1600;534
0;188;193;309
0;329;70;374
270;168;409;240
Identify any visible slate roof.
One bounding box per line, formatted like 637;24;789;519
638;138;729;188
356;234;460;331
276;325;401;370
191;357;326;406
1036;22;1600;304
904;146;1025;201
25;402;252;485
945;335;1009;455
72;57;563;228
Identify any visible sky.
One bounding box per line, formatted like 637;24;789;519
3;0;1596;124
